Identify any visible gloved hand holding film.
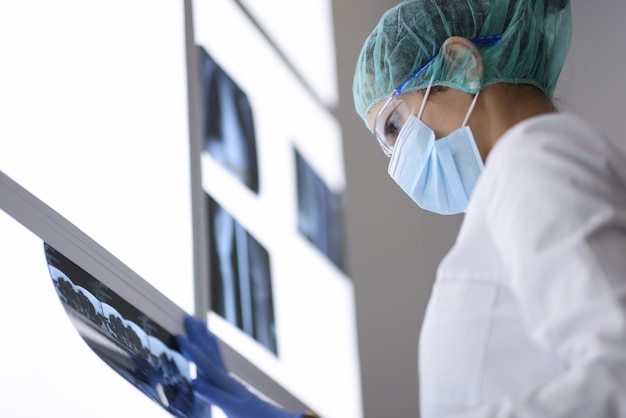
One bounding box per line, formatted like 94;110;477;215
176;315;308;418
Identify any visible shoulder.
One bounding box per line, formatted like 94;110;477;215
472;112;626;233
482;112;626;188
487;112;610;168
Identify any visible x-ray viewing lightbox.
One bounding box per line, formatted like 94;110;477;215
0;207;174;418
192;1;361;417
234;0;339;107
0;0;362;417
0;170;312;417
0;0;195;313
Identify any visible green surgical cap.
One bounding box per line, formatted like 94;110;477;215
353;0;572;130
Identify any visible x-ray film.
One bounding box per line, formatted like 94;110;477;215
44;243;202;418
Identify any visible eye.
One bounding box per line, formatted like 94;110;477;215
373;95;412;156
383;109;403;148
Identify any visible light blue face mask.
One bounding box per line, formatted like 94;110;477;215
387;84;484;215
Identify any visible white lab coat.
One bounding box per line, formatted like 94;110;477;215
419;113;626;417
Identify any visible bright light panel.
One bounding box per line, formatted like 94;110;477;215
0;1;194;312
236;0;339;106
193;1;361;417
0;211;173;417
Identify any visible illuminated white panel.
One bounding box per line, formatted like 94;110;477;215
0;1;194;312
235;0;339;106
193;1;362;417
0;210;172;417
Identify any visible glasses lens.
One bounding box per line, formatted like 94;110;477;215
374;94;413;157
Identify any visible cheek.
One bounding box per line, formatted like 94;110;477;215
419;105;462;139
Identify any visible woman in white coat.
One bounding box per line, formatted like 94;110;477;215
352;0;626;416
178;0;626;416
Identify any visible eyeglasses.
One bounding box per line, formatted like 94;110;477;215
373;35;501;157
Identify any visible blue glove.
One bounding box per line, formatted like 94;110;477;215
176;315;305;418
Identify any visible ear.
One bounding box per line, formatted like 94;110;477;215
441;36;484;84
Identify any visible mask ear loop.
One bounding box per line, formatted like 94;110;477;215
417;75;435;120
461;91;480;127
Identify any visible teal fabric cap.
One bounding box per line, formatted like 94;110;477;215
353;0;572;131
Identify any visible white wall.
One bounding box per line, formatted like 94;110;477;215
332;1;626;417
